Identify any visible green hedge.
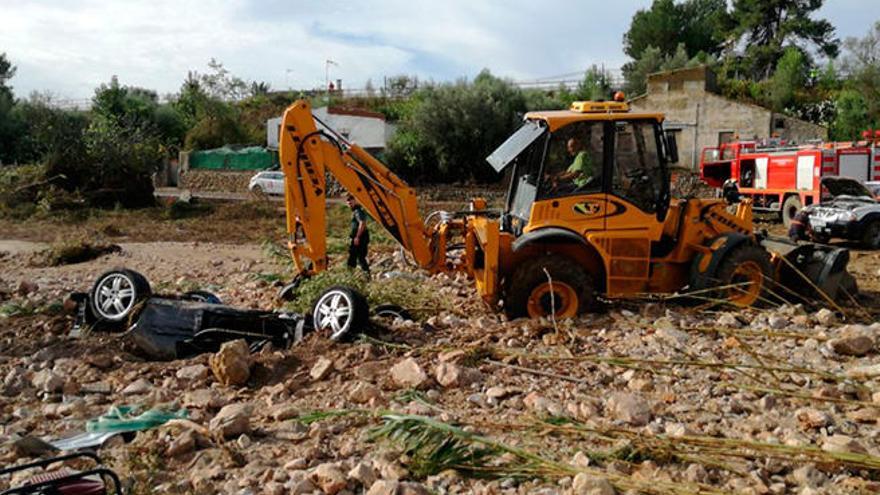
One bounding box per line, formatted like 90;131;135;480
189;146;277;170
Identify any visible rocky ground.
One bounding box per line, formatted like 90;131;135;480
2;208;880;494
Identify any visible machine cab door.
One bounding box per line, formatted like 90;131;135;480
595;119;669;296
525;120;609;235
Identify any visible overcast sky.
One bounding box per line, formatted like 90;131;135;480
1;0;877;102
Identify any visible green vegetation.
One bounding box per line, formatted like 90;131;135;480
622;2;879;140
1;5;879;211
285;267;446;320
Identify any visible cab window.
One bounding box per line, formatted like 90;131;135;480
611;120;663;213
538;121;605;199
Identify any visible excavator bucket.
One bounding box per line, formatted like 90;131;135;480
760;236;856;304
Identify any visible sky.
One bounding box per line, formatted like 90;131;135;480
1;0;878;103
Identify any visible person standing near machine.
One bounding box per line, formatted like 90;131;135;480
346;194;370;274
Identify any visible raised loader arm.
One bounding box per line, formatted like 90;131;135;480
277;100;442;275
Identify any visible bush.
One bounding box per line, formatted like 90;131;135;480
386;70;525;184
0;163;46;210
30;238;121;266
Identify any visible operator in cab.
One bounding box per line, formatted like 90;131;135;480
556;137;595;188
346;194;370;275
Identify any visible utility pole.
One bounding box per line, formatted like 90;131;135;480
285;69;294;91
325;59;338;105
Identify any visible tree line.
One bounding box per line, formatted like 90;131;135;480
0;0;878;213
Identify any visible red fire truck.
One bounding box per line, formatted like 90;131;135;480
700;133;880;226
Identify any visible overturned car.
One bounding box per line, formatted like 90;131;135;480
789;177;880;248
70;269;380;360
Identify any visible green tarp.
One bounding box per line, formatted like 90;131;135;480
189;146;278;171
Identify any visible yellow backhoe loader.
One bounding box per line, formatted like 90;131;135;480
277;98;854;323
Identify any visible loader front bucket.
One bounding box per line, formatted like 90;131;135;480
760;236;856;304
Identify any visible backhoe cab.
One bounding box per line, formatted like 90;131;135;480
277;99;854;321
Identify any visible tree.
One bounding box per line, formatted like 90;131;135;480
199;59;248;101
0;52;15;102
766;46;807;111
12;93;89;165
830;90;870;140
0;53;20;164
623;43;702;96
624;0;730;60
386;70;525;183
575;66;613;101
249;81;271;97
727;0;838;79
92;76;186;148
841;21;880;126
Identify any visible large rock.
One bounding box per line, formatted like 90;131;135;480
31;370;63;393
845;363;880;379
16;280;38;296
167;429;197;457
792;464;826;488
348;462;378;487
795;408;832;430
828;335;874;356
209;403;252;439
572;473;616;495
311;463;346;495
821;435;868;455
121;378;152;395
391;358;428;388
176;364;209;381
606;393;652;426
310;357;334;381
434;363;482;388
814;308;836;326
367;480;400;495
349;381;381;404
209;339;251;386
270;403;299;421
183;388;227;409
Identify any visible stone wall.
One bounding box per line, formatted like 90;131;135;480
179;170;253;193
774;113;828;143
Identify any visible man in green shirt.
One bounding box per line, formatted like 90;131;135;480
557;137;596;189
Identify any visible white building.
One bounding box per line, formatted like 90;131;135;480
266;106;396;153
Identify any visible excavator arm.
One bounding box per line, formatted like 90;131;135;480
277;100;442;275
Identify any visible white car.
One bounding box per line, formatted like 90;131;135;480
248;170;285;195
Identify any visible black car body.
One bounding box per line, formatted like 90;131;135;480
790;177;880;248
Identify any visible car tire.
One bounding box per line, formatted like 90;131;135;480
781;195;802;228
505;254;596;319
251;185;264;197
862;220;880;249
373;303;414;321
311;286;370;341
89;269;151;323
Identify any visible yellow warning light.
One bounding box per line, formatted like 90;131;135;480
570;101;630;113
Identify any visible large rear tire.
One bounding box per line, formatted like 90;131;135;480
505;255;596;319
781;195;802;228
713;245;772;307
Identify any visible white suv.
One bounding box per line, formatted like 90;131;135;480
248;170;285;195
